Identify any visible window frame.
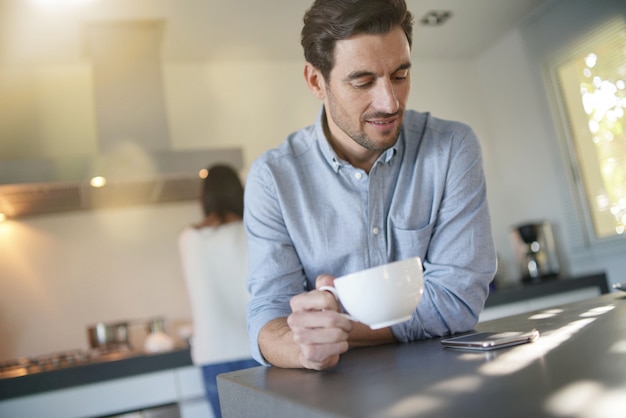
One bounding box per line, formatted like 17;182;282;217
543;16;626;248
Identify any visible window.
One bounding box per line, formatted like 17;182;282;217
548;17;626;241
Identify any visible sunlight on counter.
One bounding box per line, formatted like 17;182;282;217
479;304;616;376
384;394;444;417
609;340;626;353
350;299;623;418
478;318;596;376
579;305;615;317
545;380;626;418
528;308;563;320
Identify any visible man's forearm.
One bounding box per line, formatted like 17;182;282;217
259;317;398;369
347;322;398;347
258;317;303;368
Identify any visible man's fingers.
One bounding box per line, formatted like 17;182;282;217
315;274;335;289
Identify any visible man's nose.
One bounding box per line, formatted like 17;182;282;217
372;79;399;114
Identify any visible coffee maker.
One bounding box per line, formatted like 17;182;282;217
511;221;560;282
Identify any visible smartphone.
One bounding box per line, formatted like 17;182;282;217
441;329;540;351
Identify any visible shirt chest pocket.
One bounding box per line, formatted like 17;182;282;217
389;221;434;262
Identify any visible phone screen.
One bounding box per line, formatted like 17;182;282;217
441;329;540;351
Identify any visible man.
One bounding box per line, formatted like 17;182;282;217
244;0;497;370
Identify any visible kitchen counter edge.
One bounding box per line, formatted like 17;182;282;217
0;347;192;401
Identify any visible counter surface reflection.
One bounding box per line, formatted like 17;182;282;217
218;292;626;418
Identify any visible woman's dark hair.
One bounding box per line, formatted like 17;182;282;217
200;164;244;220
301;0;414;81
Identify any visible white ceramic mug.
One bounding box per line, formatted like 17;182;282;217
320;257;424;329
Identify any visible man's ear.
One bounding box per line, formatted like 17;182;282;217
303;62;326;100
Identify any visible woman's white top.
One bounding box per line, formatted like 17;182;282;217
178;222;252;365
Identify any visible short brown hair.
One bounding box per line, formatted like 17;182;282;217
301;0;414;80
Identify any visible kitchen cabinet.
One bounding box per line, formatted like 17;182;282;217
0;366;211;418
175;366;213;418
0;347;212;418
0;370;178;418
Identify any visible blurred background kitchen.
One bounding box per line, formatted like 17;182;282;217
0;0;624;365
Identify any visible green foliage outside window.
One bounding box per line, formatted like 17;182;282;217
555;17;626;238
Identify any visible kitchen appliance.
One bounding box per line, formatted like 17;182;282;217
1;318;174;380
0;19;245;220
511;221;560;282
144;317;175;353
87;321;132;351
0;348;134;380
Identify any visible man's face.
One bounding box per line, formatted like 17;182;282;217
322;26;411;163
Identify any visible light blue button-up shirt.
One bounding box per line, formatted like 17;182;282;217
244;107;497;365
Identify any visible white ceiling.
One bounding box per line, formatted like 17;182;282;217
0;0;549;64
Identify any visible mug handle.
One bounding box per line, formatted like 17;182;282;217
319;285;339;300
319;285;359;323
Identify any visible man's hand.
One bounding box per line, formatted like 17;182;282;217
258;274;397;370
287;274;353;370
257;274;352;370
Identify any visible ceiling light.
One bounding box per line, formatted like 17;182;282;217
420;11;452;26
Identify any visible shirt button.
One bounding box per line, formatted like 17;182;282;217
354;172;363;179
372;227;379;235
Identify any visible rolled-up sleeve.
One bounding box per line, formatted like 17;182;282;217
244;159;307;364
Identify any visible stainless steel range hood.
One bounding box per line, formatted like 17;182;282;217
0;148;243;219
0;20;243;219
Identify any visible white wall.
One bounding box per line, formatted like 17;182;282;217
162;59;320;166
473;29;570;282
0;203;199;358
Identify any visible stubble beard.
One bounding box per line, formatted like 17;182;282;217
350;118;402;152
325;88;403;153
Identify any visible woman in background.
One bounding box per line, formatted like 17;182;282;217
178;164;259;418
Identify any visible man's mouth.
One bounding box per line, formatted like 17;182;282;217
365;112;401;128
367;117;397;128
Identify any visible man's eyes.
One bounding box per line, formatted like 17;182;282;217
352;73;409;89
353;80;374;89
394;70;410;81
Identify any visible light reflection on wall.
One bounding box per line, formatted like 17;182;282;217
0;220;52;294
29;0;97;11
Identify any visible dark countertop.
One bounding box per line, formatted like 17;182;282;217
0;347;192;401
218;292;626;418
485;272;608;307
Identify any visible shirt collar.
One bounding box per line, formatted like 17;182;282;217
314;106;401;173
